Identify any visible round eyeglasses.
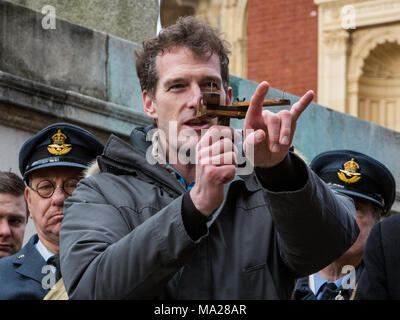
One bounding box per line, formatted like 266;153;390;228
30;178;79;198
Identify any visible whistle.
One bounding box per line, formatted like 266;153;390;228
196;92;290;125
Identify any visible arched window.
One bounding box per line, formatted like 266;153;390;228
358;41;400;131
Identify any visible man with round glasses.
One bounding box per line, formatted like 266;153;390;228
0;123;103;299
31;178;79;199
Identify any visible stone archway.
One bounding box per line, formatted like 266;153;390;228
315;0;400;133
358;41;400;131
347;25;400;131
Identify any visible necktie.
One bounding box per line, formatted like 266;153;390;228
318;282;338;300
318;282;350;300
47;254;62;282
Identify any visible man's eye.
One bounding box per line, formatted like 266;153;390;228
170;84;185;90
65;181;78;188
9;218;23;226
38;184;52;191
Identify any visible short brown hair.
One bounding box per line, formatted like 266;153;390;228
0;171;25;196
135;16;231;97
0;171;28;221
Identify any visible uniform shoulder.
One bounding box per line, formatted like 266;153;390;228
0;254;13;265
0;235;38;270
0;252;19;271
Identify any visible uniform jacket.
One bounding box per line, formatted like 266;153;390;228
60;126;359;300
292;264;364;300
0;234;48;299
355;214;400;300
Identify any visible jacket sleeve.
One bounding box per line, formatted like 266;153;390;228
256;153;360;277
60;175;199;300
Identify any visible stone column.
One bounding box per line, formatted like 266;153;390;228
319;29;350;112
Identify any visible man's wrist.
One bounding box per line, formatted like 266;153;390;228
255;151;308;192
181;192;209;241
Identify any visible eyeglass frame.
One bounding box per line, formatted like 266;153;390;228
29;177;80;199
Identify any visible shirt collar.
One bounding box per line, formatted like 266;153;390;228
167;163;195;191
35;239;56;262
311;272;345;295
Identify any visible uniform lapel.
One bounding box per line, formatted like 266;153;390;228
13;234;47;284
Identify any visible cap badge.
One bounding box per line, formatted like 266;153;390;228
47;129;72;155
338;158;361;184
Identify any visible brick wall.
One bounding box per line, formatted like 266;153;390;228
247;0;318;99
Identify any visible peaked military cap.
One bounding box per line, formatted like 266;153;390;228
310;150;396;215
19;123;104;180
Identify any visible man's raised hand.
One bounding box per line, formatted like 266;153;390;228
243;81;314;168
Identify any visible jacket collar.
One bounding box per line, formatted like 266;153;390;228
13;234;47;283
99;131;185;195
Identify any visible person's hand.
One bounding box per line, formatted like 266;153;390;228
243;81;314;168
190;126;237;216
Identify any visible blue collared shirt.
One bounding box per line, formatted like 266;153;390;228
312;273;345;299
35;239;56;262
169;166;195;191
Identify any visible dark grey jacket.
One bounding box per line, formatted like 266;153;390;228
60;126;358;300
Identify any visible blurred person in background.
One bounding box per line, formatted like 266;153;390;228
0;123;103;300
0;171;28;258
293;150;395;300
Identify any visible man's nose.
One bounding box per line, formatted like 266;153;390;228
51;186;68;206
0;220;12;237
188;85;203;109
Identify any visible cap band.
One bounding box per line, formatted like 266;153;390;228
25;156;89;173
320;171;384;205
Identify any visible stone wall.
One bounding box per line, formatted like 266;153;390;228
7;0;159;44
0;0;155;243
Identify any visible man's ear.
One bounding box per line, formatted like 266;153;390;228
143;90;158;120
25;187;32;219
225;87;233;106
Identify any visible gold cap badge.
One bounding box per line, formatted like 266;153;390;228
47;129;72;155
338;158;361;184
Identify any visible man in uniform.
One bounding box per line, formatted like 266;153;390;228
0;123;103;299
59;16;359;300
292;149;395;300
0;171;28;258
